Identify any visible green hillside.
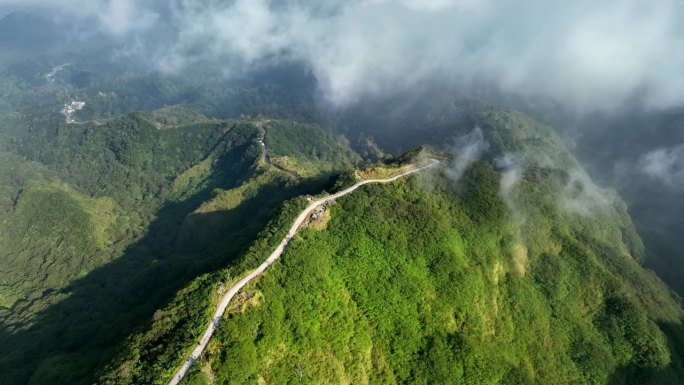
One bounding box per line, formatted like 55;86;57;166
0;153;118;307
99;108;684;385
0;17;681;385
187;164;681;385
0;108;360;385
0;48;682;384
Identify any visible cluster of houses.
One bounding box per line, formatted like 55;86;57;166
61;100;85;124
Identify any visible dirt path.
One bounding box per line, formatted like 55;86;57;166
167;158;440;385
255;120;300;180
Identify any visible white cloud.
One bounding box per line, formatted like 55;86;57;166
496;155;525;213
3;0;683;110
638;143;684;188
0;0;156;34
158;0;684;109
560;168;613;216
496;154;614;218
99;0;157;35
446;127;488;184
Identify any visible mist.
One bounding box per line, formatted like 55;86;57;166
2;0;682;188
638;144;684;189
496;155;526;221
2;0;684;293
4;0;683;111
446;127;487;185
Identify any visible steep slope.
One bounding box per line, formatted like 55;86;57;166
191;161;682;385
99;106;684;385
1;59;682;384
0;152;118;308
0;109;360;385
0;113;250;308
573;109;684;296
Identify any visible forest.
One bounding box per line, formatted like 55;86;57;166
0;27;682;384
101;122;684;384
0;101;359;384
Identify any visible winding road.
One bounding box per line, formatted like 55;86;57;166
168;158;440;385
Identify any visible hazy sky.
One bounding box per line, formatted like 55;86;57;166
2;0;683;111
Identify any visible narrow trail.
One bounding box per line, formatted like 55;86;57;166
255;120;300;180
168;158;440;385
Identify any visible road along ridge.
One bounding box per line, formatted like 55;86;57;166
168;159;439;385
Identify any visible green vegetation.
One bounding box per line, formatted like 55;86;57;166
97;108;684;385
178;162;683;385
0;177;117;307
0;93;359;385
264;120;361;176
99;197;309;385
0;114;250;309
0;54;683;385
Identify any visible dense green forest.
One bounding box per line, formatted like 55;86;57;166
178;163;683;385
0;100;359;384
99;111;684;384
0;38;683;385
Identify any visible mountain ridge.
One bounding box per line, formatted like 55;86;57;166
0;79;681;384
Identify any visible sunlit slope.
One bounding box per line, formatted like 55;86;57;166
104;106;684;385
0;114;253;309
0;153;116;307
0;108;359;308
182;159;682;385
0;108;360;385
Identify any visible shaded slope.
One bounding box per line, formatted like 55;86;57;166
0;111;361;385
94;106;684;385
191;161;682;385
0;156;118;307
168;160;438;385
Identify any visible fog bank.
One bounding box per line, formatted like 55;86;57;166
4;0;683;111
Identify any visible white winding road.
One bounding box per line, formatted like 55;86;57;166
168;158;439;385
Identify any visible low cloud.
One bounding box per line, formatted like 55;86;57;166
560;168;613;216
496;155;526;221
638;143;684;189
0;0;157;35
446;127;488;184
3;0;683;110
496;153;613;218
